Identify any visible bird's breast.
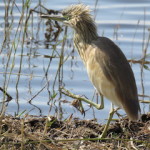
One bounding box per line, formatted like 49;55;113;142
85;49;123;108
74;41;122;107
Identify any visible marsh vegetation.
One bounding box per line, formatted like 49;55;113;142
0;0;150;149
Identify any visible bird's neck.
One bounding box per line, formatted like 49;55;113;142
73;25;98;63
74;25;98;44
73;24;98;53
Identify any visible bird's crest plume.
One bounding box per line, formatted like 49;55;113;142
62;4;91;18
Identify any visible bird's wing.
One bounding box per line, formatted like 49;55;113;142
94;37;140;120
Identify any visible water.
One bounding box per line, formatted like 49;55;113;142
0;0;150;123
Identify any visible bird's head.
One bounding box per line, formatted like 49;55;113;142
62;4;92;28
41;4;95;30
41;4;98;42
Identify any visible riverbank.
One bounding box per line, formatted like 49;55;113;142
0;113;149;150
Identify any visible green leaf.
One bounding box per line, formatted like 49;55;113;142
143;64;150;71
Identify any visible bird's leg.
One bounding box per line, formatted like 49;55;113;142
100;103;118;138
96;93;104;110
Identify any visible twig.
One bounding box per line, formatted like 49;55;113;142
28;81;50;103
128;59;150;64
1;133;149;146
130;138;138;150
62;88;150;104
0;72;42;77
139;100;150;103
61;87;93;106
0;87;12;102
61;87;105;111
138;94;150;98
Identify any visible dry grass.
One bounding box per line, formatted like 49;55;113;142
0;114;149;150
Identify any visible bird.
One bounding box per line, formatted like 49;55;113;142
41;4;141;137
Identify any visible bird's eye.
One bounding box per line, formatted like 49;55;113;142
64;15;71;21
67;16;71;20
62;12;66;16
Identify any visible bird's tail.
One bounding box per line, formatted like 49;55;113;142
123;100;141;121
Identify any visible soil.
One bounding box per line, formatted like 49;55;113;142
0;113;150;150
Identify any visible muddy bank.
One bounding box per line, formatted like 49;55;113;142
0;113;150;150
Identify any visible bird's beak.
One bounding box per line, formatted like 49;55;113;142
41;14;66;22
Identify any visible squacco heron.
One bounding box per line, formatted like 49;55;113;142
41;4;141;137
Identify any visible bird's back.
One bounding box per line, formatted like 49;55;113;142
85;37;140;121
